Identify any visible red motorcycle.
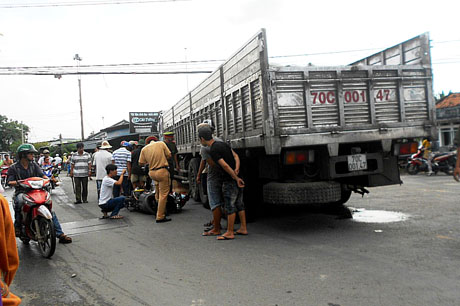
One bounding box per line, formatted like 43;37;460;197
17;177;56;258
406;148;457;175
1;166;8;188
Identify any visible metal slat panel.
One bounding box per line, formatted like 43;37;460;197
241;85;252;129
404;83;428;121
350;33;430;66
275;71;307;128
234;91;243;132
251;79;263;129
342;70;371;125
226;95;234;133
309;71;339;127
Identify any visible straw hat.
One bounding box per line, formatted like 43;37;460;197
100;140;112;149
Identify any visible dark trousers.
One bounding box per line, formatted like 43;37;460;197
113;175;131;197
74;176;88;202
99;196;125;217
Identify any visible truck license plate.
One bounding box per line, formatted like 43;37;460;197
347;154;367;171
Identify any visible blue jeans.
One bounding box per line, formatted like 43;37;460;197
96;179;102;200
207;177;224;211
113;176;131;197
213;179;244;215
99;196;125;217
52;212;64;237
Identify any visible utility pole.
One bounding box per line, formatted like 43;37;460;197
74;54;85;140
59;133;63;155
20;121;24;143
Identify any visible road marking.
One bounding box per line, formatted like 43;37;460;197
61;218;128;236
436;235;455;240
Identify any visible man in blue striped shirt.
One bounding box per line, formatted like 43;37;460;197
111;141;132;197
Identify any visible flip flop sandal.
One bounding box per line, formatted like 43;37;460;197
217;235;234;240
202;231;220;236
99;216;109;219
110;215;124;219
234;232;248;236
59;234;72;244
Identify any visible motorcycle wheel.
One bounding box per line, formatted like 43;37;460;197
37;217;56;258
406;163;419;175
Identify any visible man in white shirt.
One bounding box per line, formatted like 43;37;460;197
99;164;126;219
54;154;62;165
93;141;113;199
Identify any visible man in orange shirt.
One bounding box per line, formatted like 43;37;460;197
0;194;22;306
139;136;172;223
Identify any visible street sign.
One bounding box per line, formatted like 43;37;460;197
129;112;159;134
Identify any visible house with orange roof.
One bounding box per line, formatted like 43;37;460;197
436;92;460;148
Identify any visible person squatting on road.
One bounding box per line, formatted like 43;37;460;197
7;144;72;243
0;194;21;306
198;126;248;240
93;140;113;200
98;164;126;219
70;142;92;204
111;141;132;197
139;136;172;223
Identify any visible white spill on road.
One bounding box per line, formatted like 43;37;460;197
350;208;409;223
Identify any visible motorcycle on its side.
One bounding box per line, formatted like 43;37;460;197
16;177;56;258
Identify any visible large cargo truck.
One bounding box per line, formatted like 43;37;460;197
161;29;436;216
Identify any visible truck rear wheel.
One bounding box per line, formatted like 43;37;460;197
187;158;201;202
263;181;341;205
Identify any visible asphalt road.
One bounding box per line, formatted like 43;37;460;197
5;172;460;306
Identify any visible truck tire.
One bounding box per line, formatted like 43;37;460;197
199;180;209;209
328;188;352;207
187;158;201;202
263;181;341;205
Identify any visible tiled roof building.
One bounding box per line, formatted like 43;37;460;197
436;93;460;149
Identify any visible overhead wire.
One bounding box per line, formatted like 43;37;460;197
0;0;189;9
0;39;459;75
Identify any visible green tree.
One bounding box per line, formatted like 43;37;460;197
0;114;30;151
435;91;453;102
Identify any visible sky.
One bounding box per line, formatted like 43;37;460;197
0;0;459;142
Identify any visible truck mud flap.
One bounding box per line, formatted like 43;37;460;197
263;181;341;205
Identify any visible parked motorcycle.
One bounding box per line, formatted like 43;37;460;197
1;166;9;188
16;177;56;258
406;149;457;175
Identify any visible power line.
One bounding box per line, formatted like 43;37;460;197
0;59;224;70
0;0;189;9
0;39;458;75
0;70;213;76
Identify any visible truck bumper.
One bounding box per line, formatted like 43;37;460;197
327;154;401;187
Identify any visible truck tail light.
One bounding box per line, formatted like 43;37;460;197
284;150;315;165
